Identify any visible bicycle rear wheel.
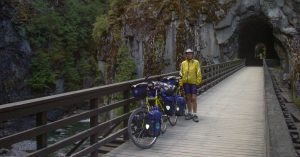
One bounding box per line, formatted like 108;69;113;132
127;107;157;149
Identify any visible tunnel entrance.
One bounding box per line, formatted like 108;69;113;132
238;15;279;66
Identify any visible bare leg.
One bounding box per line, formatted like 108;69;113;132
186;94;192;113
191;94;197;113
191;94;199;122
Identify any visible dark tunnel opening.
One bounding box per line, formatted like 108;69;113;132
238;15;279;66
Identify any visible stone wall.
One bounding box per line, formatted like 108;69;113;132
119;0;297;69
0;1;32;104
120;0;300;97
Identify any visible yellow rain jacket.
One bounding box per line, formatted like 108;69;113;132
179;59;202;86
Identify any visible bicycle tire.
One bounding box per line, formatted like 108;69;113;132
160;115;168;134
168;115;178;126
127;107;157;149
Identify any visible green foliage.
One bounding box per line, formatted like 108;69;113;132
27;51;55;91
109;0;126;8
115;44;136;82
26;0;104;92
92;15;108;41
63;57;81;91
25;3;63;50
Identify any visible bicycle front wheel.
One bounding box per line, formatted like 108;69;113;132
127;107;157;149
168;114;178;126
160;114;168;134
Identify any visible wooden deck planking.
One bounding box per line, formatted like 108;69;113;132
104;67;266;157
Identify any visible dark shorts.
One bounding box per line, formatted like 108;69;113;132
183;83;197;95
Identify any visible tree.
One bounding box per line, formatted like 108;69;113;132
115;44;136;82
26;0;105;92
27;51;55;91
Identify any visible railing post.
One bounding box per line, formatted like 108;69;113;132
222;63;225;71
212;65;215;79
217;64;220;77
208;66;211;79
211;65;214;79
123;90;130;140
217;64;220;79
90;98;99;157
214;65;217;78
36;111;48;150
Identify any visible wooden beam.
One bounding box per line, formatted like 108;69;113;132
36;111;47;150
27;113;131;157
0;98;136;147
90;98;99;157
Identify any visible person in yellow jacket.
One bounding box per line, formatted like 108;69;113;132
179;48;202;122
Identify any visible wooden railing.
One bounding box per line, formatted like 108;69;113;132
198;59;245;93
0;59;244;157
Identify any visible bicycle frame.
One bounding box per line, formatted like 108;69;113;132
145;89;162;111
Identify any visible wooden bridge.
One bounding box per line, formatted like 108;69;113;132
104;67;265;157
0;59;297;157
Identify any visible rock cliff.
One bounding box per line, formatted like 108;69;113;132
0;1;32;104
1;0;300;104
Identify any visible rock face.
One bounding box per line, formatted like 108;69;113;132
116;0;299;94
114;0;239;77
0;1;32;104
1;0;300;104
211;0;299;70
117;0;297;72
224;0;300;97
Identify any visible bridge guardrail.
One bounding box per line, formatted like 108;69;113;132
263;59;297;157
0;59;244;157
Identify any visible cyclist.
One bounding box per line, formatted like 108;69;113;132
179;48;202;122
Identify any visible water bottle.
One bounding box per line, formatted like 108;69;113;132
154;107;161;129
155;121;160;130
